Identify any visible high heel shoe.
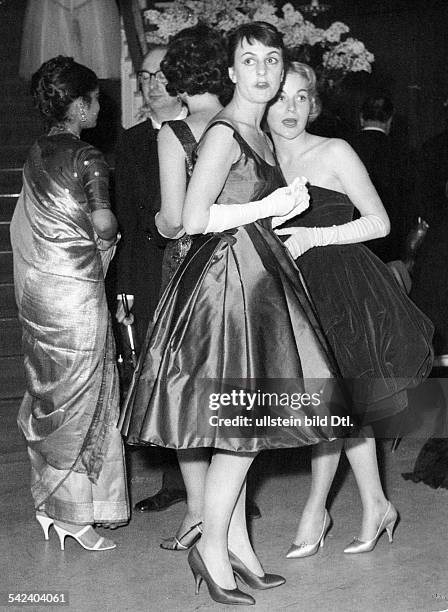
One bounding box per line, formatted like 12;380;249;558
187;546;255;606
53;524;116;551
36;512;54;540
160;521;202;551
286;509;332;559
344;502;398;554
228;550;285;589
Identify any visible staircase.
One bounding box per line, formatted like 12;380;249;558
0;0;42;398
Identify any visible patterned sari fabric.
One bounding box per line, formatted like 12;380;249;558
10;132;129;524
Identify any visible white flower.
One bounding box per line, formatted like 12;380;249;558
281;3;304;26
254;4;279;25
324;21;349;43
350;39;366;55
143;0;374;80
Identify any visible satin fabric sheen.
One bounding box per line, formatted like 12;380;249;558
281;185;434;422
120;120;351;451
10;133;129;523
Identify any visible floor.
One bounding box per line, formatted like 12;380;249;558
1;398;447;612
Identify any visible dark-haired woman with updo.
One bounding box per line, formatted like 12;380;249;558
10;56;129;552
156;23;232;288
149;24;231;552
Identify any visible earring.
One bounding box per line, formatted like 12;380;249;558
80;104;87;122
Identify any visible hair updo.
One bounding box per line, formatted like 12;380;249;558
31;55;98;124
161;24;232;100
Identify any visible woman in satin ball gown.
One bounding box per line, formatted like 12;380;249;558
121;24;352;605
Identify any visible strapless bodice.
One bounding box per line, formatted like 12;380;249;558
282;185;354;229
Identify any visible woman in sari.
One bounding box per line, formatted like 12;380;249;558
10;56;129;552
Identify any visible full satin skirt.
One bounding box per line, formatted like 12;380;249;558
121;222;352;451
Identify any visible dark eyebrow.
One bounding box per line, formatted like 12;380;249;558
241;50;281;57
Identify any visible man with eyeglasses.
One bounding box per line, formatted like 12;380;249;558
114;46;188;513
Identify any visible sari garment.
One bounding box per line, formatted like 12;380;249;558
10;133;129;523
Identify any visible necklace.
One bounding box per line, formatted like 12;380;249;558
49;124;80;138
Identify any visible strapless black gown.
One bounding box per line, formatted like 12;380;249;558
280;185;434;423
120;123;351;451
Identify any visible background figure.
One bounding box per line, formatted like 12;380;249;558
19;0;121;80
10;56;128;552
402;118;448;487
114;46;188;512
410;114;448;358
413;110;448;228
350;93;413;262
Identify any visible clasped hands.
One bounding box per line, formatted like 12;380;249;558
269;177;314;259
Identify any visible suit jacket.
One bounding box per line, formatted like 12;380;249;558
350;129;412;262
114;119;167;342
414;129;448;227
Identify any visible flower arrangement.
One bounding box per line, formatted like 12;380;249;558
143;1;374;91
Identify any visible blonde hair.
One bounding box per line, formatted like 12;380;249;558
287;61;321;123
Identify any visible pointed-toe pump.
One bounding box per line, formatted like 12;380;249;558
286;509;332;559
344;502;398;554
53;524;116;552
160;521;202;551
187;547;255;606
228;550;285;589
36;512;54;540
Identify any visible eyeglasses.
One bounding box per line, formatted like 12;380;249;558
137;70;168;85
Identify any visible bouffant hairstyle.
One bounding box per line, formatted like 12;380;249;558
227;21;284;67
286;61;321;123
361;94;394;123
31;55;98;124
161;24;232;99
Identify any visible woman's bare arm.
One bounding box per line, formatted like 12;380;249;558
156;124;188;238
182;124;238;235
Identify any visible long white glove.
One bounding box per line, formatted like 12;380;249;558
275;214;388;259
204;176;309;234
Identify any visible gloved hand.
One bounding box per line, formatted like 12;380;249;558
276;214;388;259
271;177;310;229
204;176;309;234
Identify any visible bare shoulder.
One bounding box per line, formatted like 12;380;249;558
324;137;356;157
199;117;238;151
157;122;181;148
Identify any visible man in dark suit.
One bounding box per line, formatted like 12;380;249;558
115;47;188;512
350;94;412;262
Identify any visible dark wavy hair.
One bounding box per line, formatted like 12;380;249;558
227;21;284;67
31;55;98;124
161;24;232;100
